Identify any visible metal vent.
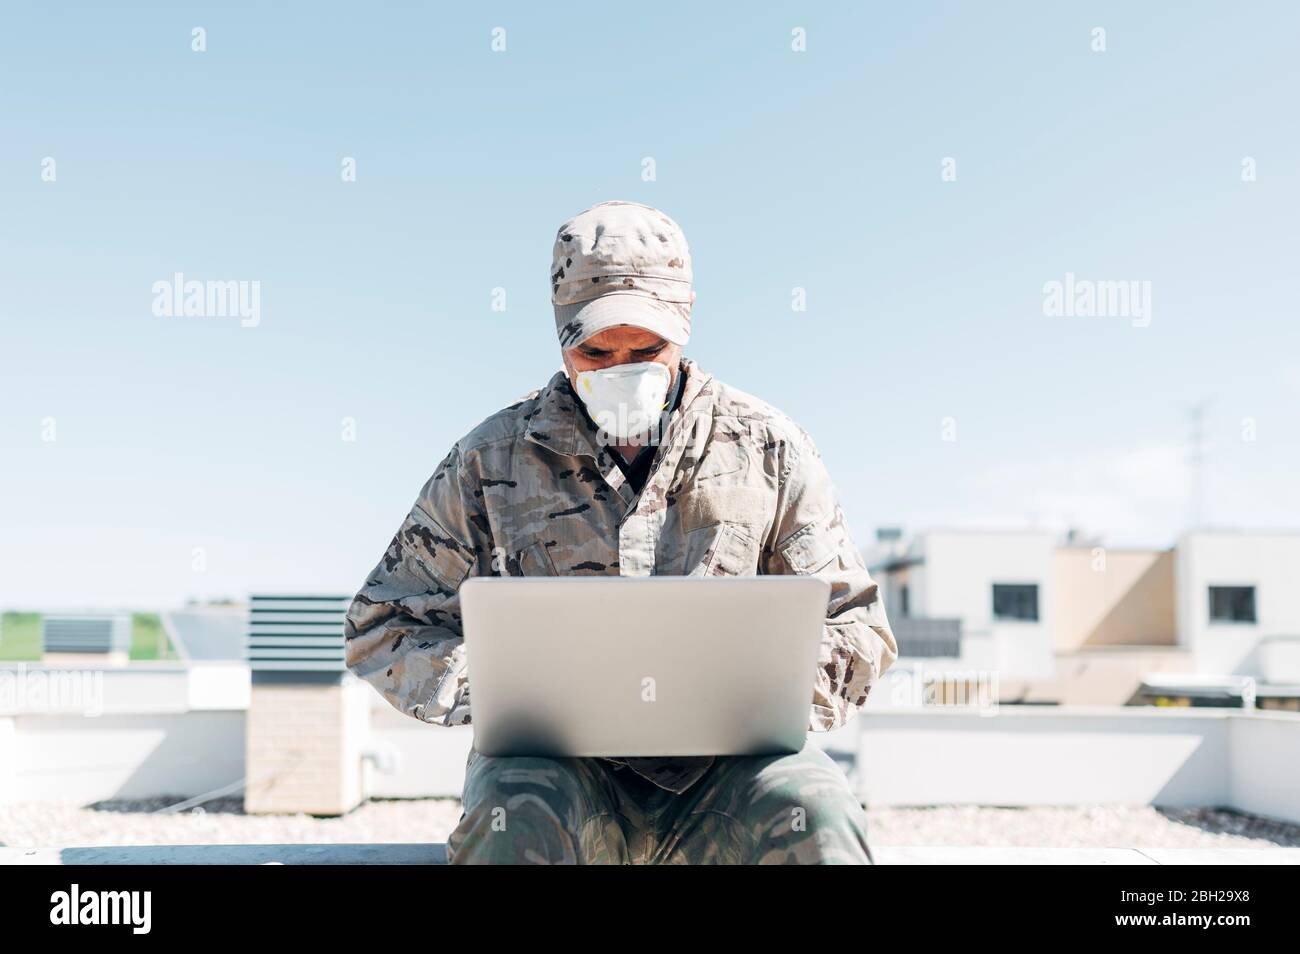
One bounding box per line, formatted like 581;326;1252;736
42;614;132;654
246;595;350;673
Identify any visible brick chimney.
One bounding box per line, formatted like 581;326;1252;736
242;595;367;816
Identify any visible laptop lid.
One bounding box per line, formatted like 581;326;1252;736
460;576;829;758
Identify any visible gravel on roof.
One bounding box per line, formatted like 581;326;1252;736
2;799;1298;850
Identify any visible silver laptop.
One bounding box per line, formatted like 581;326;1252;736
460;576;829;758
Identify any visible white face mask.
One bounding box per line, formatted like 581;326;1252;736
573;361;672;444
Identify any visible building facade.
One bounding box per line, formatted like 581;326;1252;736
870;528;1300;710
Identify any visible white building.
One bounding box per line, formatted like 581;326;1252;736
871;527;1300;710
1176;530;1300;685
873;530;1057;681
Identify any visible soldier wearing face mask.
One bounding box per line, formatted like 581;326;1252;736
345;200;897;864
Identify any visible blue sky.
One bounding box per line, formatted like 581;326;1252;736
2;1;1298;609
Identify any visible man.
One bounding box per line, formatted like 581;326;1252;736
345;199;897;864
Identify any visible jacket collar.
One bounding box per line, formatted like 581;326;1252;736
524;357;714;462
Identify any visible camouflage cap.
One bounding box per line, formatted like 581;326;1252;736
551;200;693;349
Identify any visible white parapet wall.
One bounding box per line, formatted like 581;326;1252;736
0;662;248;804
7;710;246;804
1228;712;1300;824
3;662;1298;825
360;703;1300;824
851;707;1300;824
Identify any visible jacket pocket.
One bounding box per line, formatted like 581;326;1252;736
686;418;758;486
400;505;474;593
779;516;839;575
670;521;760;577
515;539;559;576
706;522;761;576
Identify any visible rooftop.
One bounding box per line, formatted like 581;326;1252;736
6;844;1299;865
3;799;1298;864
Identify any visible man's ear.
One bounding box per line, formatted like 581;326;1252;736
560;349;578;389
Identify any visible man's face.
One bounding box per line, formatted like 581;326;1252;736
562;324;682;392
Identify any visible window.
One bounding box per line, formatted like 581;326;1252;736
1208;586;1256;623
992;583;1039;621
899;585;910;618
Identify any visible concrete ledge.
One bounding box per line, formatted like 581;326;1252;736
877;846;1300;865
3;844;1298;865
2;843;448;865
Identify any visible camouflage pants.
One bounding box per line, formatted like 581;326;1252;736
446;742;873;864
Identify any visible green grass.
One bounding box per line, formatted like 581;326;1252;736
0;611;175;661
130;613;174;660
0;612;41;660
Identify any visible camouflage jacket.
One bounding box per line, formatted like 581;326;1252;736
344;358;897;794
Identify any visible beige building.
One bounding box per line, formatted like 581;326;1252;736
870;530;1300;711
1006;546;1192;706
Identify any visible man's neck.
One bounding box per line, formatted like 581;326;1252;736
613;441;649;463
